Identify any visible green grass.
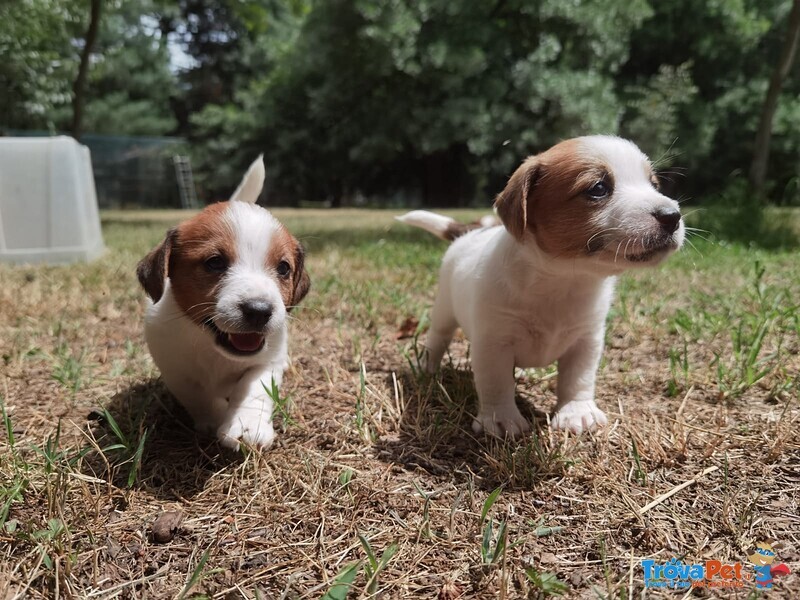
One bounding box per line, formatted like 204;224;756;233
0;206;797;598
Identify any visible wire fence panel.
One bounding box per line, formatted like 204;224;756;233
6;131;190;209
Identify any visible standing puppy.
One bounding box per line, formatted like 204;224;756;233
138;157;310;449
397;136;683;437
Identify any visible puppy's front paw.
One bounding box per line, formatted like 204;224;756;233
217;412;275;451
472;406;530;438
421;350;439;374
551;401;607;434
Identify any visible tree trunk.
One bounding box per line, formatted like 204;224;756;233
71;0;102;139
749;0;800;199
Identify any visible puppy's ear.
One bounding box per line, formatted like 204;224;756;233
494;157;539;241
137;228;177;302
290;243;311;309
230;154;265;204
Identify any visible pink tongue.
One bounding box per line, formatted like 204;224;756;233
227;333;264;352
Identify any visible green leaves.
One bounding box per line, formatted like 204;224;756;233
0;0;79;129
319;534;399;598
321;561;360;600
7;0;800;205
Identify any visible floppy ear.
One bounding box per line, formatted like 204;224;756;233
230;154;266;204
137;228;177;302
290;243;311;309
494;157;539;241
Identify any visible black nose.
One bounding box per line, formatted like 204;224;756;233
652;207;681;234
239;300;273;329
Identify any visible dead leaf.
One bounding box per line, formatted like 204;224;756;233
150;510;183;544
395;316;421;339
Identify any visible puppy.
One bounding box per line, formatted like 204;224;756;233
137;157;310;449
397;136;683;437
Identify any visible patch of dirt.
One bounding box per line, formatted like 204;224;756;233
0;212;797;599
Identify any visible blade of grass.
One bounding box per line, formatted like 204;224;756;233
176;547;212;600
320;561;361;600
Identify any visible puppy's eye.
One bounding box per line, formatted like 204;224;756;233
587;180;611;199
651;175;661;190
204;255;228;273
276;260;291;277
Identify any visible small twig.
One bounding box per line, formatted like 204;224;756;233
638;466;719;515
676;385;694;418
661;417;729;437
85;563;170;597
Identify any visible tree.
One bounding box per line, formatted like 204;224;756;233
159;0;277;132
9;0;800;205
71;0;102;138
620;0;799;200
0;0;79;131
749;0;800;197
201;0;652;205
71;1;179;135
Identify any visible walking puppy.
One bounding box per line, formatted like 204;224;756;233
137;157;310;449
398;136;683;436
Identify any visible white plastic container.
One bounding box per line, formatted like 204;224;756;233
0;136;105;264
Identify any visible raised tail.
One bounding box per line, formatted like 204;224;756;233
395;210;499;242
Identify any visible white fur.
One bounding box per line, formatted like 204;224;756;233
215;202;288;342
144;279;286;450
229;155;266;204
144;159;291;450
401;136;684;436
395;210;455;240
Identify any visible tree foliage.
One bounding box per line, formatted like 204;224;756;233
3;0;800;204
0;0;80;130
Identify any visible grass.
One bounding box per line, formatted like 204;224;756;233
0;207;798;598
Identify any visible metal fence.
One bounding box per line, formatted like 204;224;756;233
6;131;196;209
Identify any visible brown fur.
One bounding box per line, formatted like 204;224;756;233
137;203;238;326
136;228;176;303
493;139;613;258
171;204;238;326
138;202;310;323
442;220;492;241
266;226;310;309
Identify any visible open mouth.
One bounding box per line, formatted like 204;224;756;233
204;319;266;356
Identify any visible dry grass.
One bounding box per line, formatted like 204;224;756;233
0;208;798;599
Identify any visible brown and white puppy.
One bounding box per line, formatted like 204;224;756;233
137;157;310;449
397;135;683;437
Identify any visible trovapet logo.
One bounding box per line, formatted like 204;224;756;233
642;558;750;589
748;542;791;589
642;543;791;590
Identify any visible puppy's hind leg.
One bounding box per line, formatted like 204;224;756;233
423;288;457;373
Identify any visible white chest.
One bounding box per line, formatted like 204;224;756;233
497;285;612;369
510;321;582;368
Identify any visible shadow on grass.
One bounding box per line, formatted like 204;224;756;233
80;379;240;500
375;365;567;489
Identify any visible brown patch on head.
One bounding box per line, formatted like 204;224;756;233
266;226;310;309
167;203;237;325
494;155;538;241
493;139;609;257
137;228;176;302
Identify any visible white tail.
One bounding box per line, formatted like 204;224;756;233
230;155;266;204
395;210;456;241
